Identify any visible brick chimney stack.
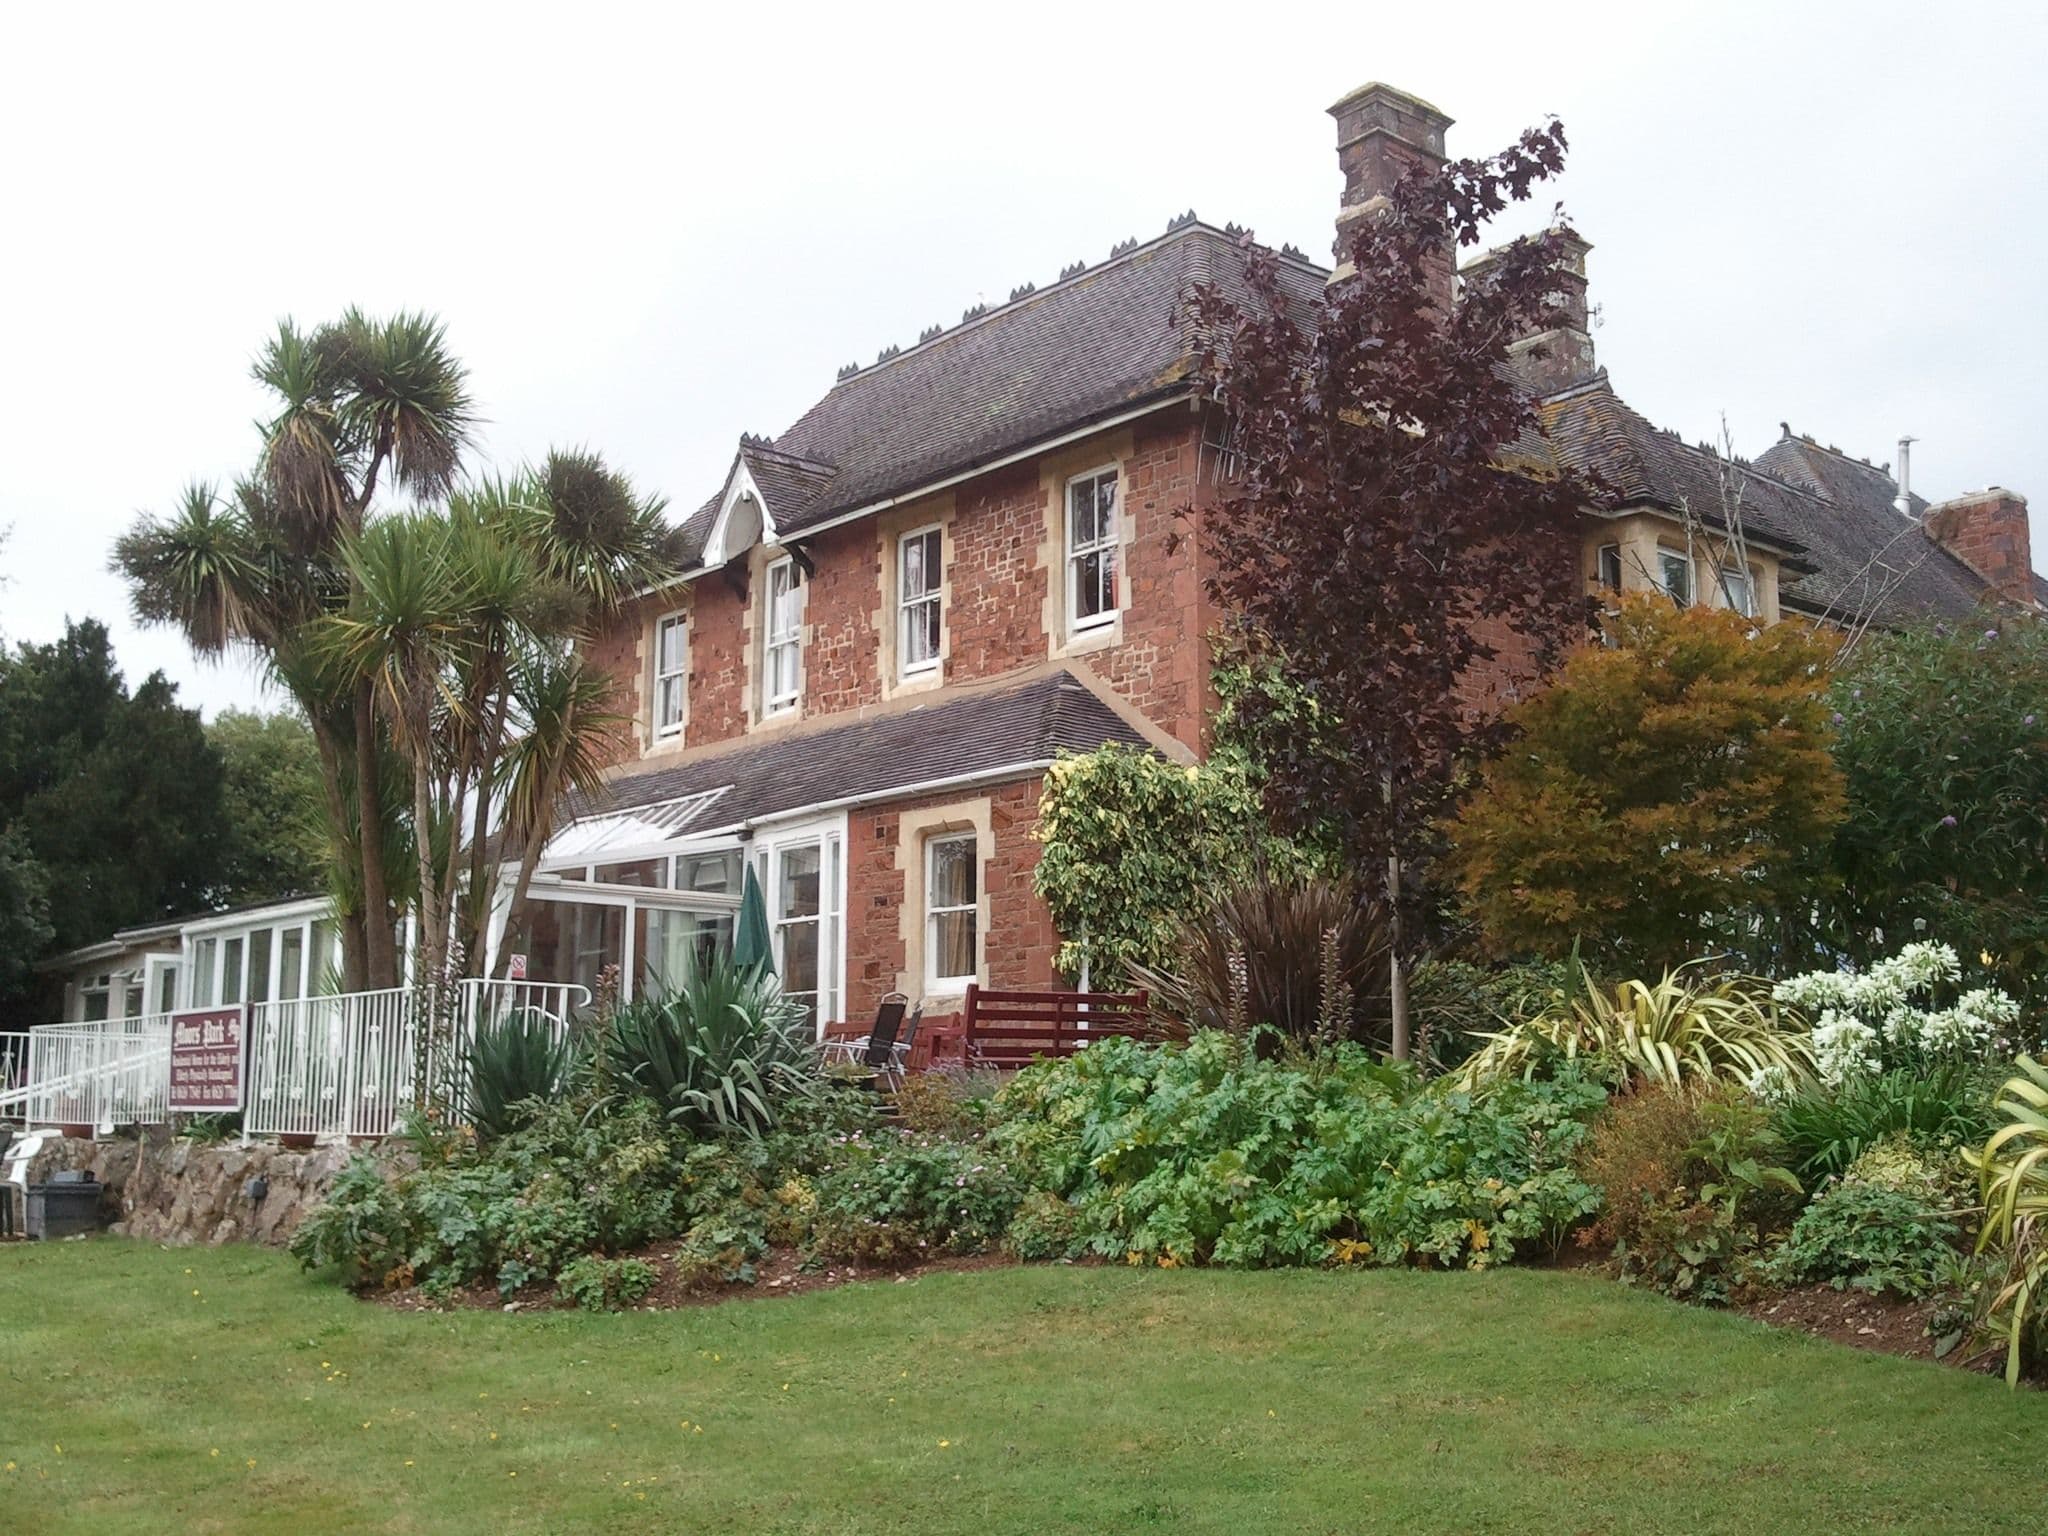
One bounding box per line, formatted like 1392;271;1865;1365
1327;82;1453;309
1459;228;1598;395
1923;488;2038;607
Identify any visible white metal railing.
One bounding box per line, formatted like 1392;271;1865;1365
1;1031;32;1119
8;981;590;1142
15;1016;174;1129
243;980;591;1140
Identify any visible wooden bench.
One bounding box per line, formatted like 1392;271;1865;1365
961;984;1152;1069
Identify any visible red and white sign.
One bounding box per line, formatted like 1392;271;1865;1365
507;953;527;981
168;1006;248;1113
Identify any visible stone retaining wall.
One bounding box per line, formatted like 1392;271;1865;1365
15;1129;363;1247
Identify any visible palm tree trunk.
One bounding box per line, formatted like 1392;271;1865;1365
460;677;514;974
306;716;370;993
355;682;396;988
492;755;562;981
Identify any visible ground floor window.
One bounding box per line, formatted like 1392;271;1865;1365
925;832;978;989
757;823;844;1029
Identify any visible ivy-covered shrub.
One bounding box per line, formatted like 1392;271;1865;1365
1576;1084;1802;1303
556;1254;657;1312
1762;1180;1962;1298
1032;744;1311;986
810;1129;1024;1261
291;1094;689;1296
988;1032;1603;1269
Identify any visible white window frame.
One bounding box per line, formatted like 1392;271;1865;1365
1657;548;1695;607
924;831;979;991
1596;543;1623;591
652;610;688;741
897;524;943;679
763;556;802;716
1718;562;1756;618
1065;465;1121;635
752;816;846;1033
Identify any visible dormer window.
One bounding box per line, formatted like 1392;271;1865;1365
653;611;687;741
1066;467;1120;633
764;557;803;715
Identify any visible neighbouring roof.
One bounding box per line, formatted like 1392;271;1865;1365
677;220;1328;555
1540;379;1995;620
559;669;1155;840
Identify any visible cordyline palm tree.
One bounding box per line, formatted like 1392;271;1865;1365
117;312;474;990
118;314;683;1005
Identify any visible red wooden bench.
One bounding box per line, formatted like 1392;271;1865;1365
960;983;1153;1069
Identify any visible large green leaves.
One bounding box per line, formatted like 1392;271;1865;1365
1966;1055;2048;1384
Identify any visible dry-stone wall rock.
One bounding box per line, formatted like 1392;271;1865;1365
19;1128;369;1246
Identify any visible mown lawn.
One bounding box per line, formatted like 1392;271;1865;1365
0;1241;2041;1534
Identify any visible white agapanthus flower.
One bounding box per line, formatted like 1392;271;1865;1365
1745;1063;1796;1105
1778;943;2018;1077
1811;1010;1881;1086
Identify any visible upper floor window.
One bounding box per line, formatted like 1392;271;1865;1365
764;557;802;715
1718;563;1756;618
1657;548;1694;607
898;526;942;678
1596;543;1623;591
653;611;687;740
925;832;978;989
1066;467;1119;633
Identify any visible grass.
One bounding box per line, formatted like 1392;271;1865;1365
1;1242;2043;1534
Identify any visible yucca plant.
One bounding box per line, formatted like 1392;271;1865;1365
1965;1055;2048;1386
1455;961;1814;1091
466;1008;576;1143
605;952;819;1139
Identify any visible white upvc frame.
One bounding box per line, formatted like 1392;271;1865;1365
897;523;943;679
1064;464;1121;634
652;609;688;741
1718;561;1757;618
751;813;847;1033
1657;547;1695;607
923;831;979;991
763;556;803;715
1596;542;1623;592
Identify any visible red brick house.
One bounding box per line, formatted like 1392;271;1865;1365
521;81;2039;1031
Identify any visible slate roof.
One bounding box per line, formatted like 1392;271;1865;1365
1540;379;1996;621
679;222;1327;555
574;669;1154;830
672;212;2008;628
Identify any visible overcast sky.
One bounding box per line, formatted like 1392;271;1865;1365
3;0;2042;716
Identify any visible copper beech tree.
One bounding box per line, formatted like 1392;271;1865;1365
1182;122;1590;1056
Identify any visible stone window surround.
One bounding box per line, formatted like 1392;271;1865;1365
650;607;689;744
892;797;991;1005
873;494;955;701
741;542;810;734
1037;428;1135;659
